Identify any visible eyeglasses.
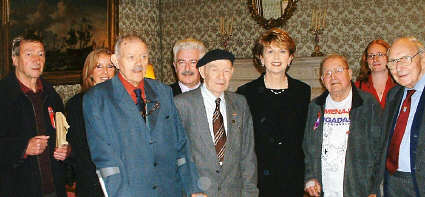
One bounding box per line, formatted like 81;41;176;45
321;67;347;79
367;52;386;60
387;49;424;70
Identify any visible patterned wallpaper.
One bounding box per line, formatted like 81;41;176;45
55;0;425;101
158;0;425;83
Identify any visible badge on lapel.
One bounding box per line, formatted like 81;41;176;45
313;111;321;131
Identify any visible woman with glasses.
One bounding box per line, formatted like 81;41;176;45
355;39;396;109
66;48;116;197
237;28;310;196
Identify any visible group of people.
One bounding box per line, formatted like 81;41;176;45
0;27;424;197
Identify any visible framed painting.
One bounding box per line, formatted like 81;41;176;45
1;0;119;85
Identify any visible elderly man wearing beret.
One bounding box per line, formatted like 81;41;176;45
174;49;259;197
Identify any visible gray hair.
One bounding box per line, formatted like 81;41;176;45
11;35;43;57
114;34;146;57
319;53;349;76
172;38;206;62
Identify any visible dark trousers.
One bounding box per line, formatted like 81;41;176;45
384;171;416;197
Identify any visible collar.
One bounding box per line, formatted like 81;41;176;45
118;72;145;103
178;81;200;93
201;83;225;102
18;77;43;94
411;74;425;92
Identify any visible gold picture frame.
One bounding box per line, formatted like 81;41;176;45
248;0;298;29
1;0;119;85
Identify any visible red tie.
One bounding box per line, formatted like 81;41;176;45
386;90;416;174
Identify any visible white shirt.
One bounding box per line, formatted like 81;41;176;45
398;74;425;172
178;81;200;93
200;84;228;141
321;90;352;197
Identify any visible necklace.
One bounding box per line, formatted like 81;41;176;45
269;89;285;95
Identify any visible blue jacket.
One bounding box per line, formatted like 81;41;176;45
83;76;202;197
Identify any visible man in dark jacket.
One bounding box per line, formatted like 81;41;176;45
0;35;71;197
170;38;205;96
303;54;384;197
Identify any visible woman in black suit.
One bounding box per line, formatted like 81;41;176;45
237;28;310;196
66;48;116;197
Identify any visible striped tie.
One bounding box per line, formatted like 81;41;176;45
213;98;226;163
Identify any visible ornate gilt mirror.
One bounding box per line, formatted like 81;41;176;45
248;0;298;29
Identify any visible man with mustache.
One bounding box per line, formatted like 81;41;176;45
170;38;206;96
0;34;71;197
83;35;205;197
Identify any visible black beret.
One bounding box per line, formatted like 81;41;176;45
196;49;235;68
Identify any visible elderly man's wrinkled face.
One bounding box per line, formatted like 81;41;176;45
112;39;148;86
174;49;201;88
12;41;45;82
321;57;352;96
199;59;233;97
388;39;425;89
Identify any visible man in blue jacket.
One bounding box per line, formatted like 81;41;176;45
83;34;204;197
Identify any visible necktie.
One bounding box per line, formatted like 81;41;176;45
134;88;146;121
213;98;227;164
386;89;416;174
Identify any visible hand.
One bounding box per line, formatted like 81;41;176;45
191;193;207;197
53;144;71;161
305;178;321;197
25;135;50;156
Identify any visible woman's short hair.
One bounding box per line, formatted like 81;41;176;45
253;28;296;67
357;39;390;82
81;48;113;92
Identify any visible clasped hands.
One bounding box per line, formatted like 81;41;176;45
25;135;71;161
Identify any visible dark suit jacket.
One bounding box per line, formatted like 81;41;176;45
174;87;259;197
170;82;182;96
83;76;201;196
379;85;425;196
65;93;104;197
236;74;310;196
0;73;67;197
303;85;384;196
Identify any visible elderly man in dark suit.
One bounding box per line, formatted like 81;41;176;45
83;34;204;197
174;49;259;197
303;54;384;197
380;37;425;197
170;38;206;96
0;34;71;197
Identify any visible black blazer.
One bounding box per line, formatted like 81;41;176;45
0;73;67;197
237;74;311;196
170;82;182;96
66;93;104;197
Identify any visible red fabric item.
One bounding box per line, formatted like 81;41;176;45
18;78;43;94
118;73;145;104
386;90;416;174
354;74;396;109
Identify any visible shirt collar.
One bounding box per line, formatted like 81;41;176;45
18;78;43;94
178;81;200;93
201;83;225;102
118;72;145;103
412;74;425;92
